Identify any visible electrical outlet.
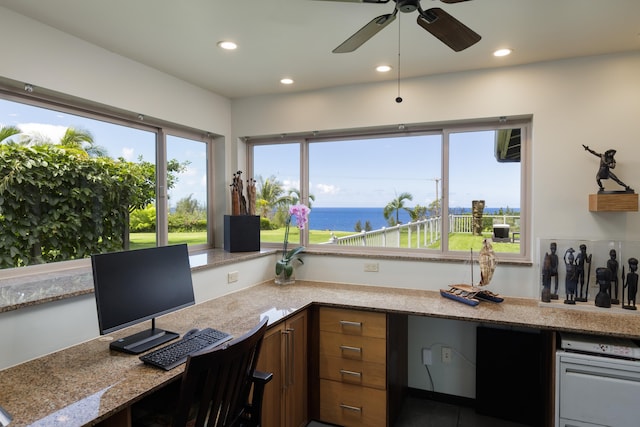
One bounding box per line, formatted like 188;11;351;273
364;262;379;272
227;271;239;283
422;348;433;365
442;347;452;364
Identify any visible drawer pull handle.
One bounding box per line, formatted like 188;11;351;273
339;404;362;412
339;345;362;353
340;369;362;378
340;320;362;328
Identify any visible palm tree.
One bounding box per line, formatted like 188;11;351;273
383;192;413;225
286;188;315;209
2;125;108;157
0;125;21;144
59;127;108;157
256;175;288;218
408;204;427;221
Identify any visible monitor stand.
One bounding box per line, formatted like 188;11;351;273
109;319;179;354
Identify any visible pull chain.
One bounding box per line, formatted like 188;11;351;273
395;13;403;103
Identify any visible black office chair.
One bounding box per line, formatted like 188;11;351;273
133;317;272;427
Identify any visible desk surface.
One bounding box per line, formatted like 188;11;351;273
2;280;639;426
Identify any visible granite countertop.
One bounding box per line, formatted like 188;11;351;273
1;280;639;426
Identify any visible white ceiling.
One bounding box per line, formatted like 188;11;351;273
1;0;639;99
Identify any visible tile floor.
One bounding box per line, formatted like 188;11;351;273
307;396;531;427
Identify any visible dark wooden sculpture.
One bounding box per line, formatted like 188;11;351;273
583;145;634;193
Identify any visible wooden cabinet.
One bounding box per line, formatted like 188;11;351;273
257;310;308;427
317;307;407;427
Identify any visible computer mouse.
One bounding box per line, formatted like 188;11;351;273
183;328;199;339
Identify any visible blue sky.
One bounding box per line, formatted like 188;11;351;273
1;98;520;211
0;98;207;208
254;131;521;209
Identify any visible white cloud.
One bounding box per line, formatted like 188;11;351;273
121;147;135;161
17;123;67;142
282;179;300;192
315;183;340;195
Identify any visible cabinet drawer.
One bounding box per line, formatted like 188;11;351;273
320;307;386;338
320;331;385;363
320;379;386;427
319;355;386;389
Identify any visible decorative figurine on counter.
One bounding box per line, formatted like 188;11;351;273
575;244;592;302
549;242;560;300
582;145;634;193
607;249;620;305
595;267;612;308
229;170;257;216
247;178;257;216
564;248;578;304
623;258;638;310
541;252;552;303
440;242;503;307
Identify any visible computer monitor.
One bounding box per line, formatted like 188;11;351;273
91;244;195;354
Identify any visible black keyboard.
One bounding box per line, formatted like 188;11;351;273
140;328;233;370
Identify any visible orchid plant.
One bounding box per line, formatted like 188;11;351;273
276;203;311;280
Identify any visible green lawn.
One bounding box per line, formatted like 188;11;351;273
129;232;207;250
130;229;520;253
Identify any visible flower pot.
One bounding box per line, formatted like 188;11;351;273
275;267;295;285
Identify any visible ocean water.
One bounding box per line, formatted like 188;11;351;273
308;207;408;232
307;207;517;232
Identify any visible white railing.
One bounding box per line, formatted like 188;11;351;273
326;217;442;248
325;215;519;248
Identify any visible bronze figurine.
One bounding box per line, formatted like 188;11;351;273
583;145;634;193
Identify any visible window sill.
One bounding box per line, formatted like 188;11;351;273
0;246;530;314
303;246;533;267
0;248;276;314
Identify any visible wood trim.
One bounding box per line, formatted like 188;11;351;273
589;193;638;211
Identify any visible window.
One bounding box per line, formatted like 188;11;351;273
166;134;209;246
0;92;213;270
445;128;523;254
248;119;530;260
251;142;301;245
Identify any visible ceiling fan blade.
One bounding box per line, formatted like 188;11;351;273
333;13;397;53
417;8;481;52
317;0;389;3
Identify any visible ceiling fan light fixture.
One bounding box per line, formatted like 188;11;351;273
493;48;512;57
217;41;237;50
397;0;419;13
376;65;392;72
280;78;294;85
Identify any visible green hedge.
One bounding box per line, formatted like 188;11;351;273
0;144;155;268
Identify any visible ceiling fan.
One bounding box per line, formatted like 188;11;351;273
323;0;481;53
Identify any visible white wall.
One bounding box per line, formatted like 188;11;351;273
231;51;640;397
0;8;230;135
0;7;234;246
0;256;275;370
2;5;640;398
232;52;640;297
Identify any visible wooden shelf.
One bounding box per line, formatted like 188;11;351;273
588;193;638;212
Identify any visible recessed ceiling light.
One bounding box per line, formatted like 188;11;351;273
217;41;237;50
376;65;392;73
280;78;294;85
493;48;512;57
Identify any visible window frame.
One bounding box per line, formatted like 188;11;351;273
0;84;216;276
247;117;532;262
